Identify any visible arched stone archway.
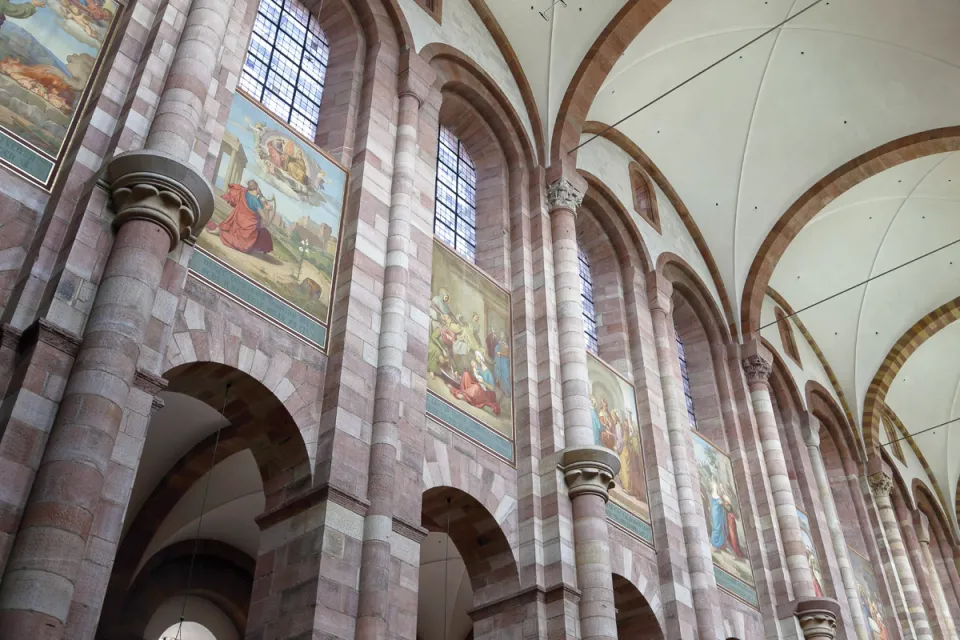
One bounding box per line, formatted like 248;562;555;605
612;573;664;638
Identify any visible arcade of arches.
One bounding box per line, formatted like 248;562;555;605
0;0;956;638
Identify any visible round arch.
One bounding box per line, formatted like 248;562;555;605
741;127;960;335
611;572;665;638
806;380;865;476
658;252;731;346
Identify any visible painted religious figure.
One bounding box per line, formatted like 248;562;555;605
0;0;119;185
850;546;890;640
692;431;755;593
585;353;650;527
797;509;825;597
427;240;514;443
199;92;347;325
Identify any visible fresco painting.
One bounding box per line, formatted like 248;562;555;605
797;508;825;598
198;92;347;328
427;240;514;443
692;431;755;593
850;546;891;640
0;0;119;185
586;353;650;527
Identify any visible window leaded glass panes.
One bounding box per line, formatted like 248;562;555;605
434;126;477;262
578;244;599;355
676;333;697;428
239;0;329;139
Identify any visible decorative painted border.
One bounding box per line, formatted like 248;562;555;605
714;566;760;609
187;91;350;353
188;250;326;349
425;239;516;464
587;352;654;545
606;501;654;547
0;0;125;190
426;393;514;462
691;428;759;608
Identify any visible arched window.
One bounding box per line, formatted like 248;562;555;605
434;126;477;262
578;244;599;355
676;332;698;428
239;0;330;139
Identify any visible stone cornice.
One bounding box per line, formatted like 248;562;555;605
392;516;428;544
255;482;370;530
468;583;581;621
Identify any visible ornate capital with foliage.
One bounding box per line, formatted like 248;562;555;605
547;178;584;215
742;354;772;385
560;446;621;502
867;472;893;499
106;150;215;250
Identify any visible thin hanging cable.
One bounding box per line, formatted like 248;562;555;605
173;382;231;640
759;236;960;332
570;0;826;155
881;415;960;448
443;496;451;640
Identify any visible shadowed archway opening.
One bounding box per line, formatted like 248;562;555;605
612;573;663;638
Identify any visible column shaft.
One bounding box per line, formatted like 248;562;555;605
869;473;933;639
0;0;227;634
803;421;870;639
916;515;958;639
548;178;618;640
355;90;421;640
648;297;719;639
743;353;815;600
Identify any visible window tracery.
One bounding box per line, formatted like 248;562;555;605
434;126;478;263
676;332;698;429
239;0;330;140
578;244;599;355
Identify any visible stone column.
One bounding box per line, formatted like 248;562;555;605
355;79;423;639
0;0;225;633
868;471;933;639
742;344;815;601
801;414;870;640
916;512;959;639
548;177;620;640
647;271;720;639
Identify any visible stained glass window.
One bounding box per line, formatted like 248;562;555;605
578;244;599;355
434;126;477;262
239;0;329;139
676;333;698;428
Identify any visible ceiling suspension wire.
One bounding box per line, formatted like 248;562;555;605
570;0;826;155
759;236;960;332
881;416;960;449
173;382;231;640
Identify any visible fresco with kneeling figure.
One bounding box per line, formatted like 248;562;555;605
200;92;347;329
427;240;514;447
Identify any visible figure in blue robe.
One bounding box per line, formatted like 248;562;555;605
494;334;511;393
709;482;727;550
590;396;603;446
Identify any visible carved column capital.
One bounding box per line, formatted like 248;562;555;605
106;150;215;250
915;511;931;545
742;353;772;385
560;446;621;502
867;472;893;499
547;178;584;216
795;598;841;640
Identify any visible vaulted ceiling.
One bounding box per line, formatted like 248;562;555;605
408;0;960;519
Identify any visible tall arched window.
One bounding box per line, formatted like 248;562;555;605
434;126;477;262
239;0;330;139
578;244;599;355
676;333;698;428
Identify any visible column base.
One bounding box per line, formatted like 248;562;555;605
106;150;215;248
795;597;841;640
560;446;621;501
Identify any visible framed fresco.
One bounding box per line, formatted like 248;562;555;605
850;546;892;640
585;353;653;545
189;91;348;350
691;430;758;608
797;508;826;598
0;0;121;188
426;239;514;461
